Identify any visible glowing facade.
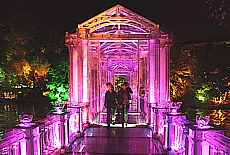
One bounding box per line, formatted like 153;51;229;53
65;4;172;123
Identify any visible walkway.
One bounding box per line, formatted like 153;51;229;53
66;125;165;155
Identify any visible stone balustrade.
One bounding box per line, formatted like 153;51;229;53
151;104;229;155
1;104;230;155
0;106;83;155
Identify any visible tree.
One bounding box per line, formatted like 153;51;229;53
195;42;230;104
204;0;230;26
46;61;69;104
0;12;66;90
0;67;5;86
170;44;195;101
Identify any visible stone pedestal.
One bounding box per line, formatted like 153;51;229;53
166;113;186;153
47;112;70;152
186;124;225;155
14;122;44;155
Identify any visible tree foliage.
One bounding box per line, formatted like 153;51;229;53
0;12;66;89
46;61;69;103
170;44;195;100
171;42;230;105
194;42;230;103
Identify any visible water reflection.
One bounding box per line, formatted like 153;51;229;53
210;110;227;126
185;108;230;137
210;109;230;137
0;101;52;137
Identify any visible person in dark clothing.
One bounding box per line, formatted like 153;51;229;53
123;82;133;104
117;82;133;127
116;86;122;114
104;82;117;128
139;87;145;114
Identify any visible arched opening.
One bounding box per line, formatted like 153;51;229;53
66;4;172;126
114;76;127;88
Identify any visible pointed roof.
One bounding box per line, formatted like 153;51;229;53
78;4;159;33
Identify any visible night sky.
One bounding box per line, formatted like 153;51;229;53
1;0;229;43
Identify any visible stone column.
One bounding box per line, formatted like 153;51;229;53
71;45;79;105
66;33;79;105
82;39;88;103
148;39;160;125
148;39;160;105
159;44;170;105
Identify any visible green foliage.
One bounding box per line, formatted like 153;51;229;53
0;67;5;83
0;12;67;89
195;83;210;103
172;42;230;107
46;61;69;104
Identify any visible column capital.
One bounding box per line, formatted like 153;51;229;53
149;39;159;44
82;39;88;45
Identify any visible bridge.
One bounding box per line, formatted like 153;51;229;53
1;4;230;155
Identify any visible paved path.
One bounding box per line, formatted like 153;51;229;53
70;126;165;154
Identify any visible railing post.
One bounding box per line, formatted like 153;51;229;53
166;113;186;154
16;122;44;155
67;106;83;143
148;103;156;126
186;124;225;155
167;114;173;151
47;112;69;154
194;129;209;155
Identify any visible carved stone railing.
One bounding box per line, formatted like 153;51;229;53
0;129;24;154
0;106;83;155
205;131;230;154
150;102;230;155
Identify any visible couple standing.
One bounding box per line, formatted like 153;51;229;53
104;82;133;128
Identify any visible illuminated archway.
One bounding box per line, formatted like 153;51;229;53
65;4;173;124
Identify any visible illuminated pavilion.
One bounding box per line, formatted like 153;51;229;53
1;4;229;155
65;4;173;124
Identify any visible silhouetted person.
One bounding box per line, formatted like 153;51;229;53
139;86;146;114
123;82;133;105
104;82;117;128
117;82;133;127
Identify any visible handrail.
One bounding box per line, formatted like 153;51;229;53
1;104;230;155
205;131;230;153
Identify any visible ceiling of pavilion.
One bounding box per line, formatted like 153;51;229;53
83;4;155;71
78;4;159;34
100;41;138;55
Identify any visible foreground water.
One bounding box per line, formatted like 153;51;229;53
0;99;52;137
0;100;230;137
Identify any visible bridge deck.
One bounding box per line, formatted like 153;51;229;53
62;126;165;154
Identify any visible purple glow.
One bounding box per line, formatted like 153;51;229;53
66;3;171;128
82;39;88;103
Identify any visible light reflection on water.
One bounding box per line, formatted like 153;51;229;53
0;101;52;138
210;109;230;137
185;107;230;137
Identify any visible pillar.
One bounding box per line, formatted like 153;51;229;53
70;45;79;105
82;39;88;103
149;39;160;105
159;44;170;105
47;112;70;153
148;39;160;124
19;123;44;155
